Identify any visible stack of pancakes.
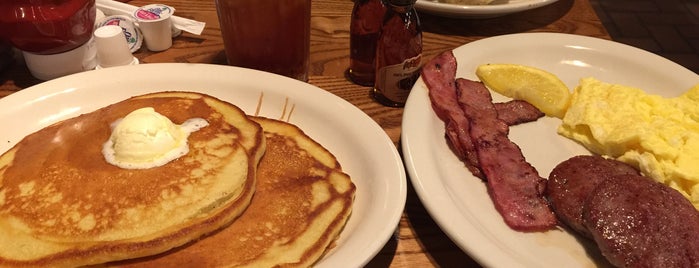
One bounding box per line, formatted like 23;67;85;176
0;92;356;267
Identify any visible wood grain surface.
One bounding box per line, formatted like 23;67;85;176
0;0;609;266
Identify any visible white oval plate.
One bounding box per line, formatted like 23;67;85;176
0;64;407;267
402;33;699;267
415;0;559;19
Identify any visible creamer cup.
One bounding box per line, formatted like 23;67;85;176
94;25;139;68
96;15;143;53
133;4;175;51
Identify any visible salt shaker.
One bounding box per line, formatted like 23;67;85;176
348;0;386;86
373;0;422;107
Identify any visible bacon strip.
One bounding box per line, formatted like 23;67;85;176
494;100;544;126
455;78;557;231
421;51;484;179
421;52;546;180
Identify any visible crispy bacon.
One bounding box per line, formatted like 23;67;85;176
455;78;557;231
421;51;484;179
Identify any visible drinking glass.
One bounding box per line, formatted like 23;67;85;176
215;0;311;81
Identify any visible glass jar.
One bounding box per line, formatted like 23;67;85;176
0;0;96;55
348;0;386;86
372;0;422;107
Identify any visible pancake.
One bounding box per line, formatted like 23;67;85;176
112;116;356;267
0;92;265;267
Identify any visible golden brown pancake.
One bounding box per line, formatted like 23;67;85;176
112;116;356;267
0;92;264;267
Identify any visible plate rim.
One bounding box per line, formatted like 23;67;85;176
415;0;559;18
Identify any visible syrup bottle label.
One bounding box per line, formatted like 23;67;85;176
376;54;422;103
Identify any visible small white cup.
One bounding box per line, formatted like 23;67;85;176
94;25;138;68
95;15;143;53
133;4;175;52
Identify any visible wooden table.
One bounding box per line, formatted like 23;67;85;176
0;0;609;266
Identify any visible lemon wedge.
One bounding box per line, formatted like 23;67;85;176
476;63;571;118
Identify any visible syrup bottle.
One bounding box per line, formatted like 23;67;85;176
348;0;387;86
373;0;422;107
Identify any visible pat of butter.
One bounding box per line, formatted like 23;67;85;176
102;107;208;169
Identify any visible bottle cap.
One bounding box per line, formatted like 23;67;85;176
94;25;139;68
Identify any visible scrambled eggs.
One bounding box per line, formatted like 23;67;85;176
559;78;699;208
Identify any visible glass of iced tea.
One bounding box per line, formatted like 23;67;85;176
215;0;311;81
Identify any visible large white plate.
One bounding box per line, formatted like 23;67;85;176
402;32;699;267
415;0;558;18
0;64;407;267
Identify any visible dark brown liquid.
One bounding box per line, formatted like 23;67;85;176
348;0;386;86
373;3;422;107
349;32;381;86
216;0;311;81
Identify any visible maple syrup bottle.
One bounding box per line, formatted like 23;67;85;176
348;0;387;86
372;0;422;107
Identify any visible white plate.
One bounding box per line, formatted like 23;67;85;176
415;0;558;18
0;64;407;267
402;32;699;267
